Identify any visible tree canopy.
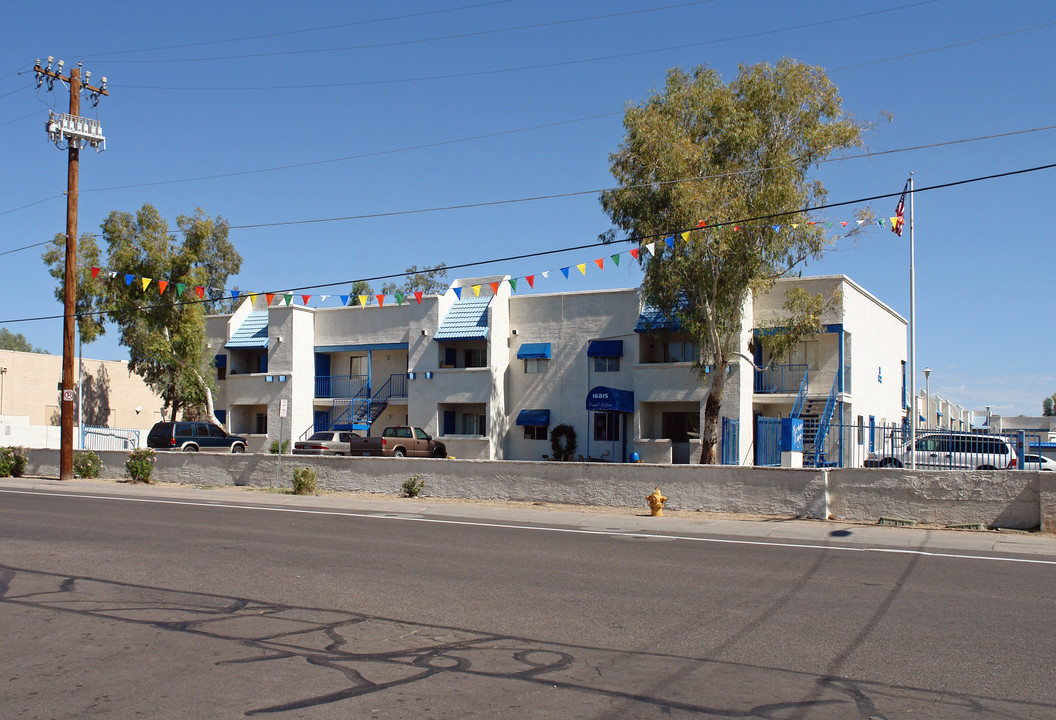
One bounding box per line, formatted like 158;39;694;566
347;264;449;303
0;328;49;354
43;204;242;420
601;60;866;462
1043;393;1056;417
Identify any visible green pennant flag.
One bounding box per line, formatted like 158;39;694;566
284;294;292;306
395;292;405;306
175;283;186;297
509;278;517;292
611;254;621;266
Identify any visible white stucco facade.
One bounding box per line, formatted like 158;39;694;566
205;274;906;464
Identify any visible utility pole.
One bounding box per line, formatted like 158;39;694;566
34;57;108;481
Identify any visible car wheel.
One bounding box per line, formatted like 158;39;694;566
392;448;406;458
231;444;245;454
879;458;901;468
183;445;199;452
433;448;447;458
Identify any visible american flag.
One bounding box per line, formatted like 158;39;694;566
892;180;908;236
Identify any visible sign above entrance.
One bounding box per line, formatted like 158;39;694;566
586;386;634;413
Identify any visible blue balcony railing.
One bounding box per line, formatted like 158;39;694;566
755;364;808;394
315;374;369;399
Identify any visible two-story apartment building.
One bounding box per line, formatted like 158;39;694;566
205;274;906;465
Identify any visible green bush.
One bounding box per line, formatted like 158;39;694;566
0;446;28;478
126;448;156;484
269;439;290;454
292;466;317;495
402;475;424;498
74;450;101;478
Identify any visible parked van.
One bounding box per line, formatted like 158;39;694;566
876;432;1017;470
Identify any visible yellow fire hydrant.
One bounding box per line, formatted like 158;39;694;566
647;486;668;517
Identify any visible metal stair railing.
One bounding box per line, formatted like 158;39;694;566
790;368;809;418
810;376;840;467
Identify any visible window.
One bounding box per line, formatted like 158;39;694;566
255;413;268;434
664;340;699;363
206;424;226;438
524;425;548;440
414;428;429;441
593;412;620;442
524;358;548;374
462;413;486;435
786;340;819;370
464;348;487;368
660;411;699;441
594;356;620;372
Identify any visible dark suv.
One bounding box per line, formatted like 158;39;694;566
147;422;248;453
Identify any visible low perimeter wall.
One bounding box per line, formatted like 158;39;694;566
25;450;1056;532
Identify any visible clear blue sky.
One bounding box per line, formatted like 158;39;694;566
1;0;1053;416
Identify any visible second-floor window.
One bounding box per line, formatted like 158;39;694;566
465;348;487;368
664;340;699;363
594;356;620;372
524;358;548;374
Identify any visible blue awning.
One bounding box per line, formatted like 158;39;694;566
434;296;492;340
586;386;634;413
635;304;682;333
516;409;551;426
225;310;269;349
516;342;551;360
587;340;623;357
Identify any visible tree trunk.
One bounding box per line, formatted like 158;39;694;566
698;368;727;464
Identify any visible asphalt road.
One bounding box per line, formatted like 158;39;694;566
2;481;1055;719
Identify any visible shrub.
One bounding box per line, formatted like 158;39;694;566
269;439;290;454
402;475;424;498
0;446;28;478
292;466;317;495
550;424;577;461
74;450;101;478
126;448;156;484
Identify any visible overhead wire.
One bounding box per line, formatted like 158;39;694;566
2;161;1053;326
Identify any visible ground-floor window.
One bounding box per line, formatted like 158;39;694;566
593;411;620;442
523;425;548;440
440;403;487;436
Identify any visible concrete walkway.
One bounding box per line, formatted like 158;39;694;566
4;476;1055;559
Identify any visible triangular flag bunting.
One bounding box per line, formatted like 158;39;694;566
453;287;462;300
611;254;621;266
357;295;368;307
665;236;675;248
90;267;100;279
489;282;500;295
339;294;349;305
542;271;550;279
375;294;385;307
472;285;481;297
577;263;587;276
629;248;640;260
876;219;885;227
857;220;866;226
645;242;656;256
889;217;898;227
697;220;706;227
560;267;570;279
141;278;151;291
526;275;535;288
414;291;423;304
231;289;240;300
302;294;312;305
509;278;518;292
319;295;329;302
108;271;117;279
681;231;690;242
284;294;292;307
124;274;134;285
176;283;186;296
808;221;817;226
791;223;799;229
733;226;740;232
195;286;204;299
395;292;405;306
249;293;258;304
266;293;275;306
594;258;604;270
157;280;168;295
825;222;833;228
772;225;780;232
840;221;848;227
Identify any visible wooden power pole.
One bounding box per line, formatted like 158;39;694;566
34;58;108;481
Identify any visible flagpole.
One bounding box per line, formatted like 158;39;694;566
908;173;916;469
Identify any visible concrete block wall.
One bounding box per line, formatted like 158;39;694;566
23;450;1054;532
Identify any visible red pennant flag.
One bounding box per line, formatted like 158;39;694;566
157;280;168;295
808;221;817;226
526;275;535;288
90;267;100;279
594;258;604;270
840;221;848;227
489;281;499;295
697;220;706;227
629;248;640;260
195;286;204;299
733;226;740;231
414;291;423;304
266;293;275;306
302;294;312;305
375;294;385;307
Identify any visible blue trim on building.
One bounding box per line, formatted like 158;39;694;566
587;340;623;357
516;409;551;426
435;296;492;340
516;343;551;360
314;342;408;352
225;310;269;349
586;386;634;413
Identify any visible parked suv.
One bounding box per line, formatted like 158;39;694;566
875;432;1017;470
147;422;248;453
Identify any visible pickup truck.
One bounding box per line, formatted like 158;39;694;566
346;426;448;458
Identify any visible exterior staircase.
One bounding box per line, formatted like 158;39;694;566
800;376;839;467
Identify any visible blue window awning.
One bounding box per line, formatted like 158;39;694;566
225;310;269;349
587;340;623;358
516;342;551;360
586;386;634;413
635;304;682;333
434;296;492;340
516;409;551;426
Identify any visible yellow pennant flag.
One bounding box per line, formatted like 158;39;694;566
681;231;690;242
141;277;151;291
358;295;369;307
472;285;481;297
577;263;587;275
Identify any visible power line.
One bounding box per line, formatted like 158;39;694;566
117;1;936;89
100;1;718;65
4;162;1054;326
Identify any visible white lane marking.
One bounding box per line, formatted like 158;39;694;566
4;487;1056;566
